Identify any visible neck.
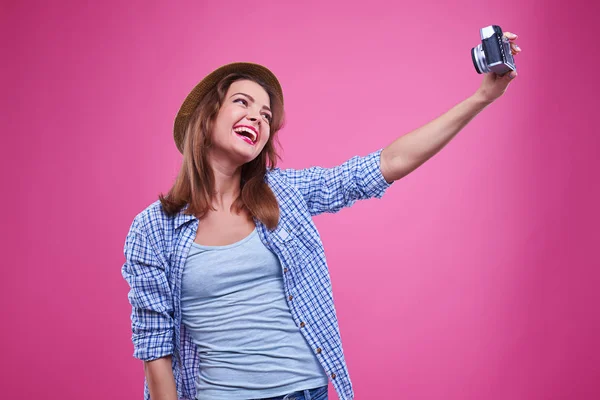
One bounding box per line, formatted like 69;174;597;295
208;154;243;211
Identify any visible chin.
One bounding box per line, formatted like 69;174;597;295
230;147;261;166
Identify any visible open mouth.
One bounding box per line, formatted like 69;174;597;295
233;125;258;146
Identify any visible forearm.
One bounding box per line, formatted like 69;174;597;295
380;92;491;182
144;356;178;400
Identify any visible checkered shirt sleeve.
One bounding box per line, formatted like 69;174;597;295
121;216;175;361
277;149;391;216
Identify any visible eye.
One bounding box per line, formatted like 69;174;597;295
233;98;248;106
262;113;272;123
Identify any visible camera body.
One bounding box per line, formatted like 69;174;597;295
471;25;516;76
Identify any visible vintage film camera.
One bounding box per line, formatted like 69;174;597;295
471;25;516;76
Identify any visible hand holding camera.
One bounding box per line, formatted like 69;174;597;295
472;25;522;104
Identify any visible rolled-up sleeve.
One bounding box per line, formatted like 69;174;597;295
279;149;392;216
121;218;174;361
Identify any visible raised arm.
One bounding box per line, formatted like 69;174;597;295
380;32;521;182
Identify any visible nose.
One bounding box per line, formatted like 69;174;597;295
246;111;261;127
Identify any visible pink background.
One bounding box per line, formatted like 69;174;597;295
2;0;599;399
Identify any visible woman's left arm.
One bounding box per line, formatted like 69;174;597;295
380;31;522;183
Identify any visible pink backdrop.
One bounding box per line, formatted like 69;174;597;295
3;0;599;399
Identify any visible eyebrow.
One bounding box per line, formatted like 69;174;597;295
231;92;272;113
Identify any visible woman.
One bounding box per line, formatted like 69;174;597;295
122;33;522;400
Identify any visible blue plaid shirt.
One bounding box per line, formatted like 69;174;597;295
122;149;392;400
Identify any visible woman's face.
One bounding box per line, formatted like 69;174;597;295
210;79;273;167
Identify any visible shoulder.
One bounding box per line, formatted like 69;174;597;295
128;200;182;244
130;200;168;231
265;167;285;181
126;200;186;262
265;167;291;190
265;167;301;197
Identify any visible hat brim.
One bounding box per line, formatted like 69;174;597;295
173;62;283;154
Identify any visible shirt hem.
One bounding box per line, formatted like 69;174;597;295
194;376;329;400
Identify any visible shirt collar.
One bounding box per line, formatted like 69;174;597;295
174;204;197;229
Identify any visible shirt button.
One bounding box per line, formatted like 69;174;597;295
288;295;293;301
299;322;305;328
283;267;288;273
316;348;322;354
331;373;336;379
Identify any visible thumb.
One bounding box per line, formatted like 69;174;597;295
507;71;518;80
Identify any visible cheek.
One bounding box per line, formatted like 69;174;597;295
260;129;271;146
212;123;228;142
216;106;243;127
214;112;237;136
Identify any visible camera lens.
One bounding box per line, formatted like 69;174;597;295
471;44;489;74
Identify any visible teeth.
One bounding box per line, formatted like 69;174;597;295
233;127;257;143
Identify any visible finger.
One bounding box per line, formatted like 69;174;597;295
510;42;522;54
504;32;519;41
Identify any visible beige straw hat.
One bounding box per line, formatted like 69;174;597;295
173;62;284;153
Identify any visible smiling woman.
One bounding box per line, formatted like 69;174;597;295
211;81;273;160
122;42;521;400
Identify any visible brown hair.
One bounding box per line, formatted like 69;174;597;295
159;73;285;230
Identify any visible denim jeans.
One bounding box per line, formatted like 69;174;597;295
252;385;328;400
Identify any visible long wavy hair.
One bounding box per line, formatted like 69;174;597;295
159;73;285;230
